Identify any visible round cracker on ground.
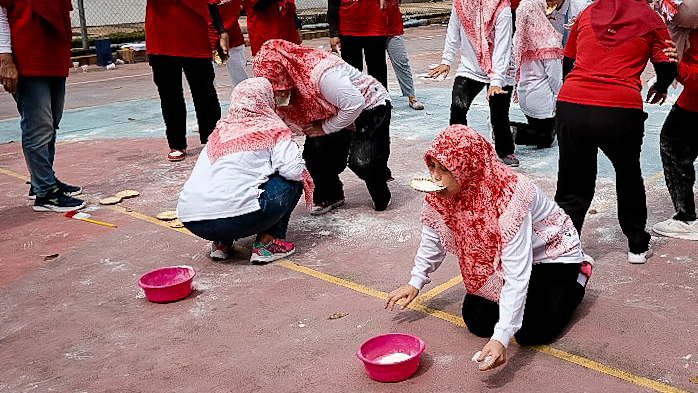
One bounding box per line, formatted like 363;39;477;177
115;190;140;199
156;210;177;221
99;196;123;205
410;177;446;193
168;219;184;228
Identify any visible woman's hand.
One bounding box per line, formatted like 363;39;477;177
477;340;507;371
302;121;325;137
663;40;679;63
486;85;506;101
428;64;450;79
384;284;419;310
330;37;341;53
219;32;230;54
646;85;667;105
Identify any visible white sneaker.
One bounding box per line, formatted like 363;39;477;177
652;218;698;241
582;253;595;264
210;241;230;260
628;246;652;264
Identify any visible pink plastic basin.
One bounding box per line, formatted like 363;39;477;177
356;333;425;382
138;266;196;303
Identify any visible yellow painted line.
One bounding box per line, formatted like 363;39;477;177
0;166;29;182
415;275;462;304
645;171;665;185
0;164;689;393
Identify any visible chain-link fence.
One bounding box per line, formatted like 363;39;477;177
70;0;451;50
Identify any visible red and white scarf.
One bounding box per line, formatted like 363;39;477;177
454;0;511;75
513;0;563;83
420;125;536;302
252;40;344;129
206;77;314;206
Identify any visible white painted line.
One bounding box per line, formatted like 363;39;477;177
67;73;152;86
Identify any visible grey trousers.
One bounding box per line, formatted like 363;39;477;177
386;35;416;98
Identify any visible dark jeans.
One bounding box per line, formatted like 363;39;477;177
449;76;515;158
303;103;392;204
183;175;303;242
339;35;389;88
13;77;66;197
149;54;221;150
462;263;584;345
511;116;555;148
660;104;698;222
555;101;651;254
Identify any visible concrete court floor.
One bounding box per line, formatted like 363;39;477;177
1;25;697;393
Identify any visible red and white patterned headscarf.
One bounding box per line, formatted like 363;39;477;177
513;0;563;83
252;39;344;129
454;0;511;75
421;125;535;302
206;77;314;206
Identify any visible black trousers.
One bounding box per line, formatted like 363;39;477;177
339;35;389;88
462;263;584;345
449;76;515;158
303;103;392;204
149;54;221;150
660;104;698;222
554;101;651;254
511;116;555;148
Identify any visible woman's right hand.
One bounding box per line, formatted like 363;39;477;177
384;284;419;310
428;64;450;79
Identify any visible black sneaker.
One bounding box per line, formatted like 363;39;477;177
368;181;391;212
33;188;86;212
28;180;82;200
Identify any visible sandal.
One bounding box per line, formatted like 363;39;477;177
409;97;424;110
168;149;186;162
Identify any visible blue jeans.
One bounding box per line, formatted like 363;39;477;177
13;77;66;197
184;175;303;242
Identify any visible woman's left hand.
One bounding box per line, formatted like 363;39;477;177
477;340;507;371
663;40;678;63
219;32;230;54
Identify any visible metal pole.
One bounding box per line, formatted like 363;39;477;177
77;0;89;50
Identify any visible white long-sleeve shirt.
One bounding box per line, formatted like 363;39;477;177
441;6;513;87
548;0;593;46
408;187;582;347
517;58;563;119
0;7;11;53
177;141;305;222
319;63;390;134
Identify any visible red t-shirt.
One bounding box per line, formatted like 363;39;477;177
0;0;72;77
339;0;387;36
383;0;404;37
677;30;698;113
208;0;245;51
146;0;213;58
243;0;301;56
557;9;671;109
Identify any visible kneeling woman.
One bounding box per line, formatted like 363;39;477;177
177;78;313;263
253;40;392;215
385;125;591;370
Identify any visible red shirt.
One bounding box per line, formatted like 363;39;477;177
677;30;698;113
383;0;404;37
146;0;213;58
511;0;520;10
208;0;245;51
243;0;300;56
339;0;387;36
558;9;671;109
0;0;72;77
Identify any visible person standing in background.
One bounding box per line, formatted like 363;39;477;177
146;0;229;162
243;0;302;56
546;0;593;46
328;0;390;88
384;0;424;110
0;0;85;212
211;0;248;88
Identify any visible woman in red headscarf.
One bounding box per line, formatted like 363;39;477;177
385;125;589;371
178;78;313;263
554;0;678;264
253;40;392;215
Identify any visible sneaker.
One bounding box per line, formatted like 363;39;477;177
310;196;345;216
628;246;652;264
210;241;231;260
500;154;520;167
33;188;86;212
250;239;296;264
368;181;391;212
28;180;82;199
409;98;424;110
652;218;698;241
577;255;594;288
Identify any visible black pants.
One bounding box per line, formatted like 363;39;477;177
555;101;651;254
462;263;584;345
339;35;388;88
660;104;698;222
303;103;392;204
149;54;221;150
449;76;515;158
511;116;555;148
